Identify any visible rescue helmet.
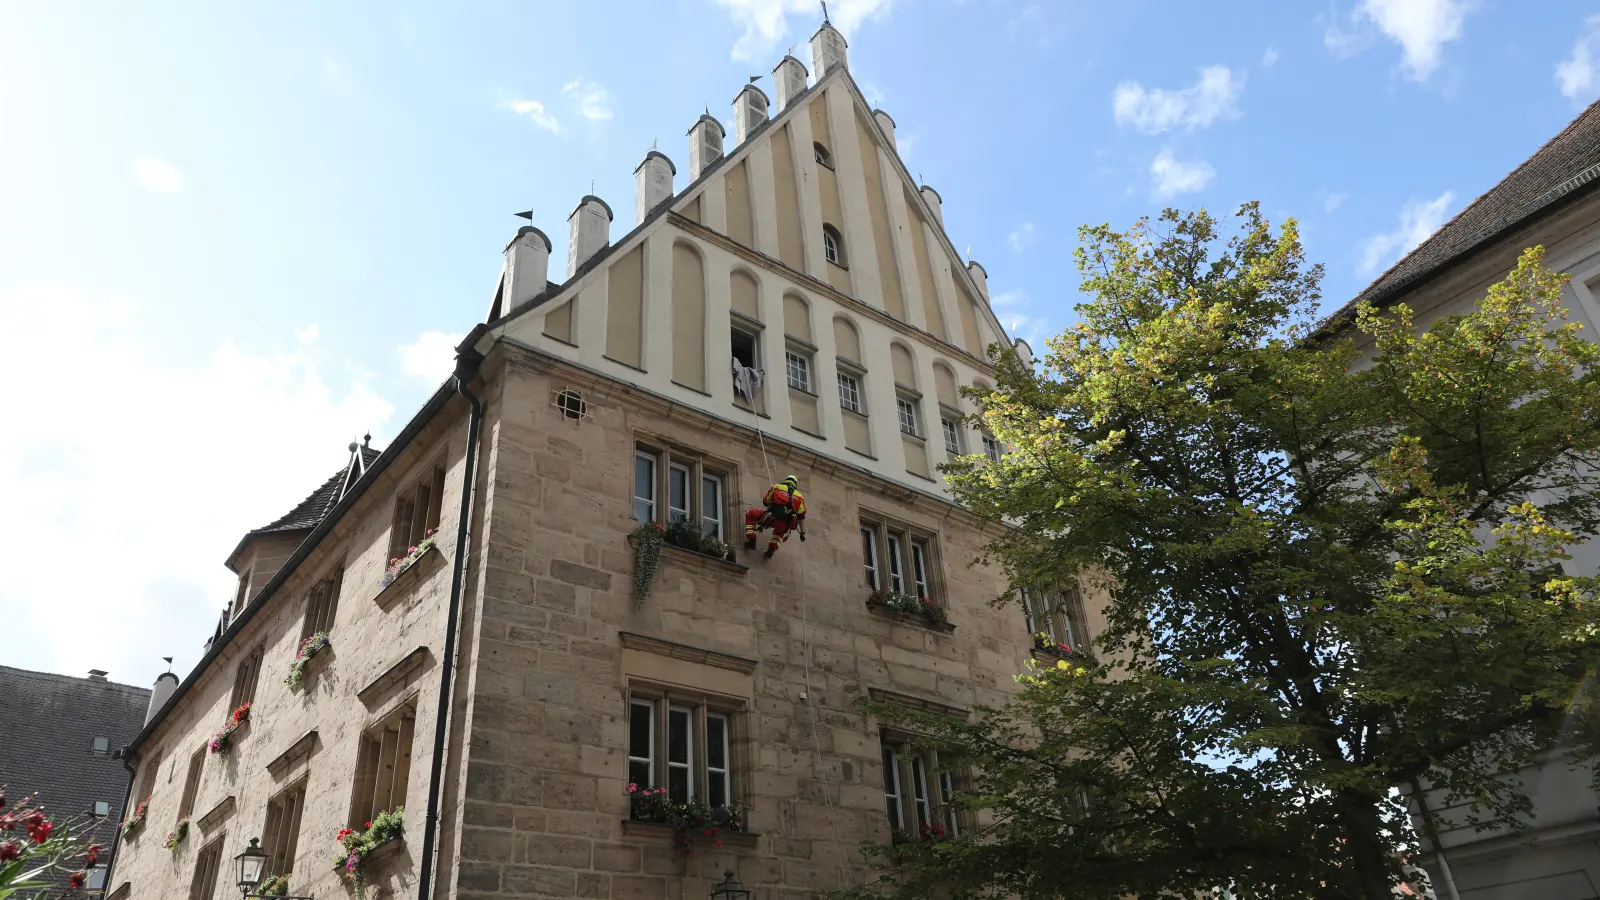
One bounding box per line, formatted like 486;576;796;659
783;475;799;487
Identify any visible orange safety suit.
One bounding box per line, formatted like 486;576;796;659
744;482;806;555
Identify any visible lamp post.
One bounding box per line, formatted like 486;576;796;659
235;837;316;899
710;870;751;900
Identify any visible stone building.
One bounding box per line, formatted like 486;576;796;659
0;665;152;896
1322;98;1600;900
104;19;1106;900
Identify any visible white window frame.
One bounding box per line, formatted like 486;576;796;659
882;742;904;833
941;417;961;455
911;755;931;829
862;525;880;590
823;226;843;265
911;541;930;599
838;371;863;414
701;473;725;541
785;350;813;393
896;397;920;437
634;451;658;524
982;433;1001;463
628;699;656;789
637;444;734;540
1024;587;1084;648
939;771;959;836
706;712;731;808
887;533;906;593
668;462;692;525
667;706;696;803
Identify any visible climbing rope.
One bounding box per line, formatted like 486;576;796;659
797;532;853;887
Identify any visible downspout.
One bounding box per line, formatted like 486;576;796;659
1409;778;1463;900
104;748;136;891
416;346;485;900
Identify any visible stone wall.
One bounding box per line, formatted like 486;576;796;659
450;346;1088;899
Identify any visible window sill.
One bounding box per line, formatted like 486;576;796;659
373;545;442;610
791;425;826;440
603;354;649;374
659;541;748;575
1031;648;1095;667
620;819;760;847
865;599;956;634
333;836;406;874
827;259;850;271
671;380;713;398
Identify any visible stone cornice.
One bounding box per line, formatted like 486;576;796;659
265;729;318;779
197;795;235;833
358;646;432;708
867;687;970;720
619;632;759;674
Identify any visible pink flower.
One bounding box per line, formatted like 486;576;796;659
0;841;18;861
626;783;637;794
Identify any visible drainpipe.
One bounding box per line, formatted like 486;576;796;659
1409;778;1462;900
103;748;136;890
416;347;485;900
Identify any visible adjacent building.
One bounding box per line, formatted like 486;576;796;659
0;665;153;896
104;20;1106;900
1322;99;1600;900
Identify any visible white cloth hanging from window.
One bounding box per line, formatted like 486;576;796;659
731;358;764;404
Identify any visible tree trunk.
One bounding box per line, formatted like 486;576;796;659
1337;790;1397;899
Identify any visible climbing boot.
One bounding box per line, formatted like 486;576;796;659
764;546;776;560
744;536;756;550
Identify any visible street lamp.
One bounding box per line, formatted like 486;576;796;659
235;839;266;896
710;870;751;900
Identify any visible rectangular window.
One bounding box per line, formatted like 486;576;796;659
667;706;694;803
628;700;655;788
387;464;446;563
93;801;110;817
707;713;731;808
626;688;743;814
941;418;961;455
785;350;812;393
92;736;109;757
911;756;931;828
911;541;930;600
861;526;880;589
896;397;920;437
982;433;1001;463
261;779;307;880
178;746;205;821
939;771;959;836
882;743;903;833
350;706;415;828
731;326;760;406
1023;587;1086;648
229;644;264;712
634;451;658;524
636;444;732;541
668;463;692;524
886;534;905;593
302;571;342;639
134;748;162;805
837;371;862;413
701;474;725;540
190;834;225;900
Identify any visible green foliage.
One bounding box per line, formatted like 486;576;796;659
334;807;404;899
627;784;745;857
663;516;734;561
846;205;1600;900
631;521;665;607
163;819;188;851
0;790;106;899
869;590;949;626
257;874;291;896
284;631;330;690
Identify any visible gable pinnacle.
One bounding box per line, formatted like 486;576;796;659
821;0;829;23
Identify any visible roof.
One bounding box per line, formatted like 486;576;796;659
251;444;382;536
1322;97;1600;331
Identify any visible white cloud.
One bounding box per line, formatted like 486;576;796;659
562;80;614;121
712;0;893;63
299;324;320;344
0;283;394;688
1150;150;1216;199
132;157;184;193
1261;46;1280;68
1322;190;1350;213
1006;222;1036;253
1556;15;1600;102
507;99;561;132
1358;191;1455;275
1113;66;1244;134
1323;0;1469;81
399;331;464;384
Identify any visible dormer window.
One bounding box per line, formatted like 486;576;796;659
823;224;845;267
814;142;833;168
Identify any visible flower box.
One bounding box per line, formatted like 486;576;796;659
625;784;749;856
120;796;151;837
209;702;252;755
284;631;330;690
1030;632;1095;665
866;591;955;633
163;820;188;851
373;543;441;609
333;806;404;897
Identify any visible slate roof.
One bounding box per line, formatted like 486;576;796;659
250;445;382;536
1322;97;1600;331
0;666;150;892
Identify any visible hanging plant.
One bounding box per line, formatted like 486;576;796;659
284;631;331;690
333;807;404;899
630;521;665;608
209;702;252;755
163;820;188;851
258;874;291;896
120;796;151;837
382;528;439;588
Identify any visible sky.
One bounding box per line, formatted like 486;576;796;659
2;0;1597;690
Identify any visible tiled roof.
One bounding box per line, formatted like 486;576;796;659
250;445;382;536
1323;97;1600;330
0;666;150;892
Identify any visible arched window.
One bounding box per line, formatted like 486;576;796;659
822;224;844;266
814;142;833;168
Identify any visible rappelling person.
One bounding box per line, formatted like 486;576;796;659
744;475;807;559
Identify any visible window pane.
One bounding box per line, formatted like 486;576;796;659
629;702;653;759
940;772;959;835
786;351;811;392
913;757;930;827
669;464;690;523
862;526;879;589
897;398;918;435
668;709;689;764
668;766;690;804
710;771;728;808
912;542;929;599
942;418;960;455
888;535;904;593
882;744;902;831
629;759;652;788
701;474;724;539
707;715;727;769
634;453;656;523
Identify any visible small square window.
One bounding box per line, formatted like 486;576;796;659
896;398;920;437
982;433;1002;463
838;372;862;414
785;351;812;393
92;801;110;817
92;736;109;757
941;418;961;455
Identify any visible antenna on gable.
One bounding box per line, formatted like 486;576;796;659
748;75;762;84
821;0;830;23
514;210;533;220
650;138;658;151
965;243;972;261
162;657;174;674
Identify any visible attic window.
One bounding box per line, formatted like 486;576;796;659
823;225;845;267
554;389;589;421
814;142;833;169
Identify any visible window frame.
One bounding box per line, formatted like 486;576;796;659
982;433;1002;463
730;318;763;409
666;706;696;803
628;699;656;790
635;442;736;543
301;569;342;639
881;735;969;839
1023;585;1088;649
701;472;726;541
625;683;746;813
668;462;693;525
784;349;813;394
178;745;205;822
896;395;921;438
261;777;308;880
349;701;417;829
189;833;226;900
387;462;447;564
822;224;845;267
706;712;732;808
837;370;863;414
940;414;963;456
634;451;659;524
814;142;834;169
229;644;265;713
860;517;942;605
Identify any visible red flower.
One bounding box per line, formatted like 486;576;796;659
336;828;355;842
364;821;372;829
27;818;53;844
0;840;19;861
68;870;87;888
0;813;13;831
86;844;102;865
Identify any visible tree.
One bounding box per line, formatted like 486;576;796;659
846;205;1600;900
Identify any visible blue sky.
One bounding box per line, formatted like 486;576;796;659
2;0;1597;689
